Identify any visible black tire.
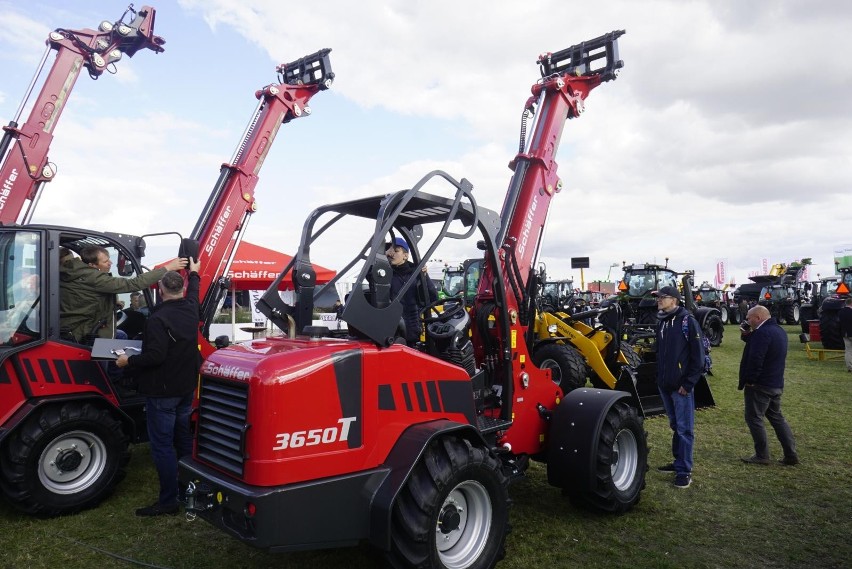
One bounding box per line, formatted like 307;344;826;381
1;402;130;516
566;400;647;513
636;308;657;326
533;343;588;393
728;307;741;325
784;303;800;325
819;307;843;350
388;437;510;569
703;314;724;347
620;346;643;370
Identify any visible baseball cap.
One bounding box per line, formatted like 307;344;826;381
651;286;683;303
392;237;409;253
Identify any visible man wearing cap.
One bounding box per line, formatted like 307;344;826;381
386;237;437;346
652;285;704;489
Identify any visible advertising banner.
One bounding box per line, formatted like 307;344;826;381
834;246;852;270
714;259;727;288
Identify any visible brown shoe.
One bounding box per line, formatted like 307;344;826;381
741;455;771;465
778;456;799;466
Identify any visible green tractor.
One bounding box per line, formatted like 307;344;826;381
817;267;852;349
693;282;741;325
799;275;839;333
617;262;724;347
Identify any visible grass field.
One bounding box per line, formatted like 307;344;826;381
1;326;850;569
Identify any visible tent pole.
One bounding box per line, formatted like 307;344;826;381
231;283;236;341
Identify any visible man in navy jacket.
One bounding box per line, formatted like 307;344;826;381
739;305;798;466
653;286;704;489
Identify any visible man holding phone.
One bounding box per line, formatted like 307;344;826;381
738;305;799;466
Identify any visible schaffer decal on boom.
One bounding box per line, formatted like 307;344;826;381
517;192;538;258
0;168;19;213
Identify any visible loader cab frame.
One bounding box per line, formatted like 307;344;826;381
257;170;505;350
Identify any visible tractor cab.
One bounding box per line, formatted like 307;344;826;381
618;262;679;324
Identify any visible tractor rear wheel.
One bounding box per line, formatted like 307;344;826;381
533;343;587;393
703;314;724;347
1;402;129;516
819;308;843;350
567;400;647;513
388;437;510;569
784;303;800;325
728;306;741;325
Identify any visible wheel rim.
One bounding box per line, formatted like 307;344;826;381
435;480;492;569
539;357;562;386
610;427;638;491
37;430;108;494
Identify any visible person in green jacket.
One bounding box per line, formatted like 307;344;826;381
59;245;186;343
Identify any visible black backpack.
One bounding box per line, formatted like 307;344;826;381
681;314;712;375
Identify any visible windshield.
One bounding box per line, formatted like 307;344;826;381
760;286;788;301
443;271;464;297
0;231;42;346
820;281;838;297
697;289;720;302
624;269;678;296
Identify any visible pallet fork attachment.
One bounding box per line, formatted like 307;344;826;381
538;30;625;81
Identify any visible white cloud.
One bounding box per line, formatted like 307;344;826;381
4;0;852;288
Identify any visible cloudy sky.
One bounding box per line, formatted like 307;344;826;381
1;0;850;289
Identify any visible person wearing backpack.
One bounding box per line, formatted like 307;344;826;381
653;286;705;489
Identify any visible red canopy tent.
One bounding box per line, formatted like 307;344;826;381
227;241;336;290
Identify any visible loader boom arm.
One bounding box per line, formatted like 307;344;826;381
469;30;625;452
189;49;334;344
0;5;165;225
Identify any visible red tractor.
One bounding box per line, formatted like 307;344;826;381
180;31;645;569
0;49;334;516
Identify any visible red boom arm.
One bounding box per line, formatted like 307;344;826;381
470;31;625;454
190;49;334;347
0;5;164;225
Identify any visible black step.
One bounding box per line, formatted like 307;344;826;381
477;416;513;434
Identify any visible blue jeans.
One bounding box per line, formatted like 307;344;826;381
146;394;193;506
658;387;695;474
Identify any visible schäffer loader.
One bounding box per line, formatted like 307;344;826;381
179;31;645;569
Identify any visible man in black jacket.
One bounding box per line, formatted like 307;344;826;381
116;257;201;515
739;305;798;466
386;237;437;346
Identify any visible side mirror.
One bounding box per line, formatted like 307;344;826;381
179;238;200;261
116;253;135;277
214;335;231;349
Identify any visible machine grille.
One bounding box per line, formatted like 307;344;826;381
195;376;249;476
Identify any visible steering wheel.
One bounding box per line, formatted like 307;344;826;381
421;296;466;325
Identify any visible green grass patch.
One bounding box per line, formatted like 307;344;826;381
1;326;849;568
